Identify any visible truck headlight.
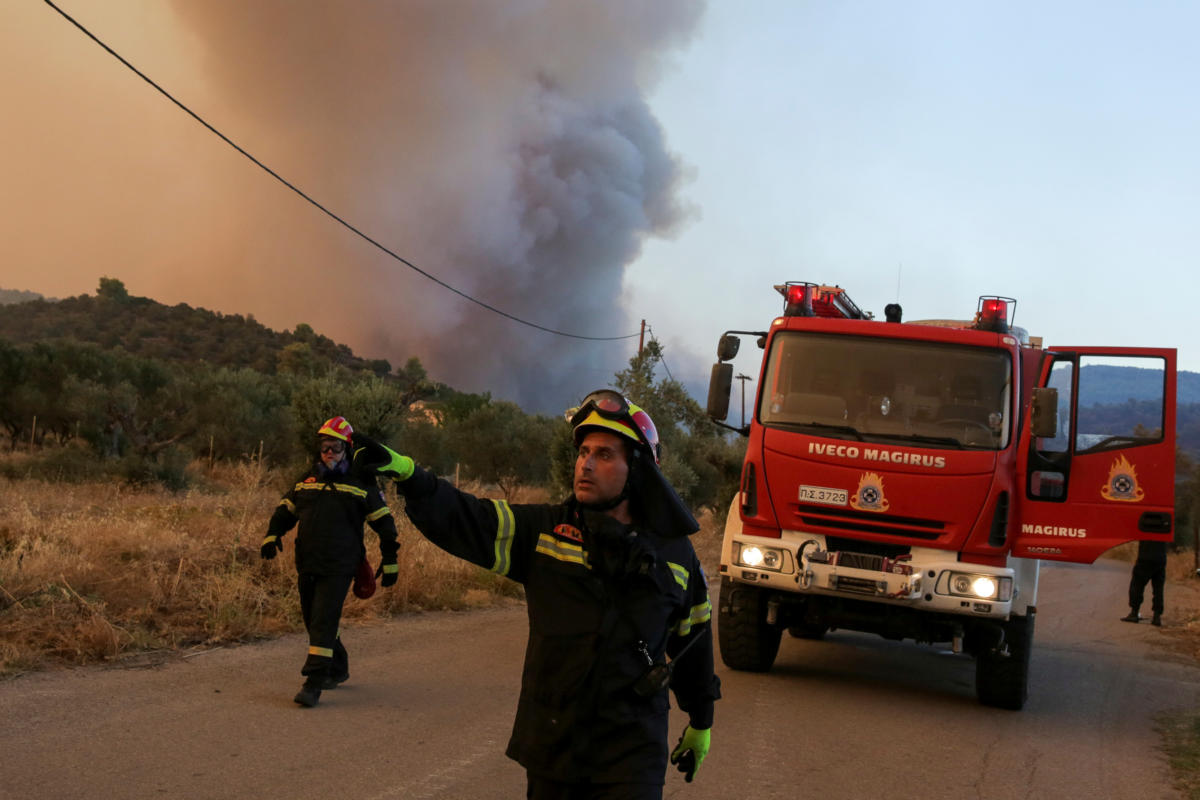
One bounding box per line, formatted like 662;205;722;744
946;571;1012;601
738;543;783;571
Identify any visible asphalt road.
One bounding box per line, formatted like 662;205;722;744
1;559;1196;800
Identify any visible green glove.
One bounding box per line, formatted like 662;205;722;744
352;434;414;482
670;725;710;782
377;444;414;482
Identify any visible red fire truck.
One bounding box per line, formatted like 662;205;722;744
707;282;1176;709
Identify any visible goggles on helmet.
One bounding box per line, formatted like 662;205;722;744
568;389;660;464
319;439;346;455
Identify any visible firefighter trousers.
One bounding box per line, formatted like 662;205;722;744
1129;561;1165;615
298;572;352;679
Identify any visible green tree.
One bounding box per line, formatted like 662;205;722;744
448;401;554;499
1176;449;1200;571
288;373;413;462
277;342;329;378
187;366;295;463
97;276;130;302
612;340;744;514
0;338;29;447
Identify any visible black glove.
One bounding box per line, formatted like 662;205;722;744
260;535;283;560
376;562;399;588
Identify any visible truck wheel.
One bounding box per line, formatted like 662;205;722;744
975;612;1035;710
717;578;781;672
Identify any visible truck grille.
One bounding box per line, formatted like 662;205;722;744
795;504;944;541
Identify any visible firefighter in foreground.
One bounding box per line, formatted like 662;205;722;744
358;390;720;798
260;416;400;707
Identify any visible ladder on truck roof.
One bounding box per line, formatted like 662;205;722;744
775;282;871;319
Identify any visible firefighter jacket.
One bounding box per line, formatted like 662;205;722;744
267;461;399;576
397;465;721;784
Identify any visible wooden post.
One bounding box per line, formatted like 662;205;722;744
30;415;36;452
1193;497;1199;576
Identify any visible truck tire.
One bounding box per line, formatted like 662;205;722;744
975;612;1035;710
717;578;781;672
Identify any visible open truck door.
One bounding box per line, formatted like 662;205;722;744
1015;347;1176;563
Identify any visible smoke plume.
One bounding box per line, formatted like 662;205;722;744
162;1;703;412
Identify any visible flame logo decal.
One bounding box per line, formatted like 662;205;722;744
1101;455;1144;502
850;472;890;512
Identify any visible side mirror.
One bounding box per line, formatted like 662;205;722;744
1031;387;1058;438
707;362;734;421
717;334;740;362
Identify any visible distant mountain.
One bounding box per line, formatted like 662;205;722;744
1044;363;1200;458
0;279;391;376
0;288;47;306
1049;363;1200;406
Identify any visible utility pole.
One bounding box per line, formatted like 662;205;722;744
736;373;751;427
638;319;645;356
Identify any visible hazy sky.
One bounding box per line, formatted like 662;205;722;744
636;1;1199;399
3;1;1196;414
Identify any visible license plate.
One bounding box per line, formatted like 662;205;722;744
798;485;848;506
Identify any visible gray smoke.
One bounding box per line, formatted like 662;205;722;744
170;1;704;412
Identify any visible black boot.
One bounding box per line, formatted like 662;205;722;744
322;670;349;690
1151;613;1162;627
294;679;322;707
1120;608;1140;623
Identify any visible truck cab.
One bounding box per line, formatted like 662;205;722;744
708;282;1176;709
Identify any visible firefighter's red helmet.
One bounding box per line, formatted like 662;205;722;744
317;416;353;444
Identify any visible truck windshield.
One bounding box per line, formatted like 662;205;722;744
759;332;1013;450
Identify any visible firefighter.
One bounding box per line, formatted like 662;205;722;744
1121;539;1167;626
355;390;720;799
260;416;400;707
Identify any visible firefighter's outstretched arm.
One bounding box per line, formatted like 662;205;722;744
355;436;532;582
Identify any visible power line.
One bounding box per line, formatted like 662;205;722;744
646;326;675;382
42;0;641;343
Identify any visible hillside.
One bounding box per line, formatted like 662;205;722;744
1050;363;1200;406
2;279;1198;456
0;278;390;377
0;288;47;305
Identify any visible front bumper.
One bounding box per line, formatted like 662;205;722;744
722;530;1015;619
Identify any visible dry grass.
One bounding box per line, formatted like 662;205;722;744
0;462;726;678
0;463;533;676
1102;541;1200;797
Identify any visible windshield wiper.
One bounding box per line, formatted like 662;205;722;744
783;421;865;440
866;432;967;449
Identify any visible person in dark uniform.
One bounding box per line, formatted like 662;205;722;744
260;416;401;707
1121;539;1168;627
355;390;720;799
